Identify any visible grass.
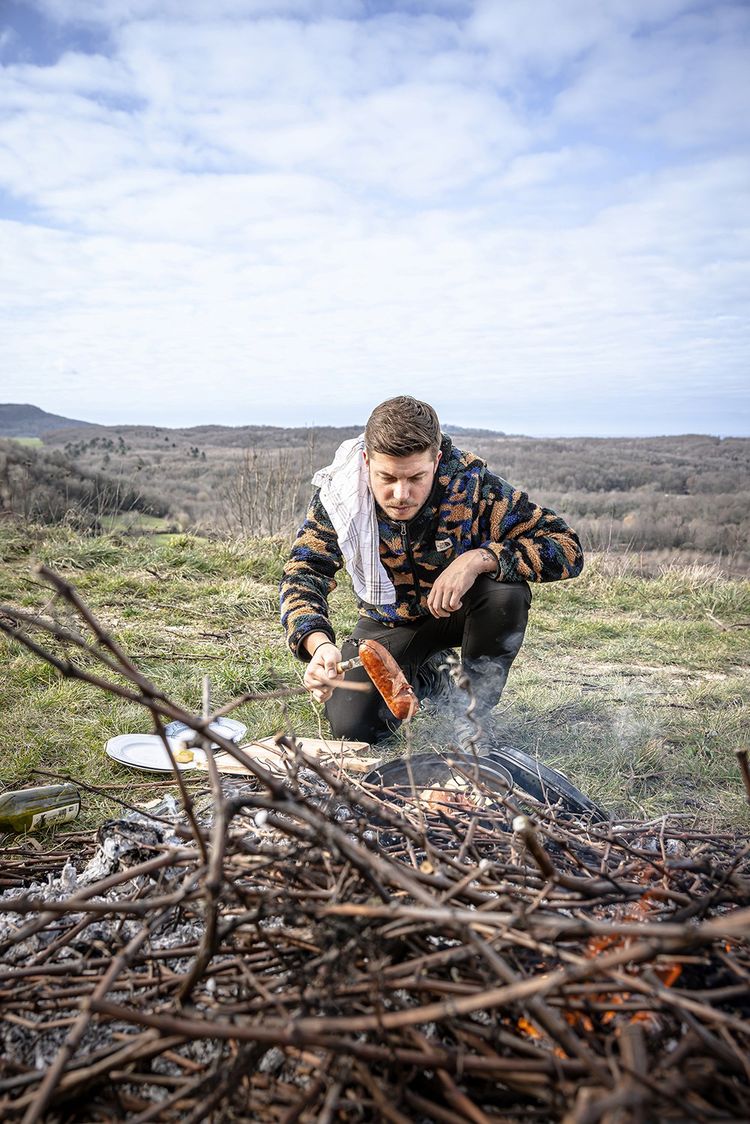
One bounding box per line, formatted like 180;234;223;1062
100;512;176;534
1;524;748;834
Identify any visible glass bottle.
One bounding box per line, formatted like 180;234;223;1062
0;784;81;833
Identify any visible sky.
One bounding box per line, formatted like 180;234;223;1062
0;0;748;436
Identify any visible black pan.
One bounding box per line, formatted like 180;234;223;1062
366;747;607;821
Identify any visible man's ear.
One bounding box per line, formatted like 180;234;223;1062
362;449;369;466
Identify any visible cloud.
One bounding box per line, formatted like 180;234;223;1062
0;28;19;58
30;0;367;27
551;4;750;150
1;1;748;434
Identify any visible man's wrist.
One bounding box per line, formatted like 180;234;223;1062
475;547;497;574
303;631;335;659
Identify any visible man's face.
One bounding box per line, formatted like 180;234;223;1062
364;448;441;521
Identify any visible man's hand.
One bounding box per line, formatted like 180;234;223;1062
303;638;344;703
426;549;497;618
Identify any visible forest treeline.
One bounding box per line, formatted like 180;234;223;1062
4;427;749;569
467;434;749;561
0;440;169;528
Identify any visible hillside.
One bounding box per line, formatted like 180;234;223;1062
0;439;170;527
0;403;94;437
43;421;502;449
41;424;750;568
4;405;749;567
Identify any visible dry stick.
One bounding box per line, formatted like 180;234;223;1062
407;1026;492;1124
0;848;192;956
317;1078;344;1124
512;815;557;880
17;572;328;740
601;960;750;1036
0;600;161;695
88;1001;584;1077
313;899;750;943
23;673;210;866
402;1088;475;1124
38;564;153;680
179;1048;267;1124
125;1065;229;1124
280;1053;334;1124
0;886;205;918
353;1061;415;1124
208;681;369;721
466;929;609;1081
438;860;489;904
152;711;208;864
0;606;320;728
0;614;216;727
4;568;750;1118
178;676;226;1004
0;593;323;825
20;890;182;1124
271;736;521;899
227;775;454;906
434;1067;492;1124
87;929;690;1040
274;736;456;860
4;1034;188;1117
510;811;692;905
0;596;208;847
735;748;750;805
674;838;750;924
617;1022;650;1124
27;911;101;969
403;718;429;862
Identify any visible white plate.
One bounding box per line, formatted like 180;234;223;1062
106;734;208;773
164;718;246;750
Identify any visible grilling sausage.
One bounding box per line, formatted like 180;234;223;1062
358;639;418;721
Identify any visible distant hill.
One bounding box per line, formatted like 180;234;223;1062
43;422;506;449
2;405;504;445
0;404;95;437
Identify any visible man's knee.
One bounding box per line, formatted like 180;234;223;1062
326;705;385;744
471;572;528;606
324;672;392;744
463;578;531;663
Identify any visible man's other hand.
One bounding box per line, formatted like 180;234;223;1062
426;549;496;618
303;641;344;703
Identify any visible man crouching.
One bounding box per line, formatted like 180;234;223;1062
279;395;583;749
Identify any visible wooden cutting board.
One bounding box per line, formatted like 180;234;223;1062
193;736;380;777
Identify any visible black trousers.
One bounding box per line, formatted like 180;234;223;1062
325;576;531;744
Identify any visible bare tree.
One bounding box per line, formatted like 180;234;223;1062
220;437;318;537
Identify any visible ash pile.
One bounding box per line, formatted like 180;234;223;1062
1;746;749;1124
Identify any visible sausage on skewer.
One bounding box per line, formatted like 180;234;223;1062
337;638;418;721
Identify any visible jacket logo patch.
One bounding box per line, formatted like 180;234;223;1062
435;538;452;552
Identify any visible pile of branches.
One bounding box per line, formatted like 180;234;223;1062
1;571;750;1123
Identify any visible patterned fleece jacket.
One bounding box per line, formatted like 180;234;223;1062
280;436;584;658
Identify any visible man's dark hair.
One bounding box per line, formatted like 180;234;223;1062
364;396;441;457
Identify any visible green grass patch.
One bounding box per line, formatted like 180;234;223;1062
104;513;171;530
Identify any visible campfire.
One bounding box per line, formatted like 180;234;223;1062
1;570;749;1122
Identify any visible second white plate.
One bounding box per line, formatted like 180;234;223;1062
105;734;207;773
